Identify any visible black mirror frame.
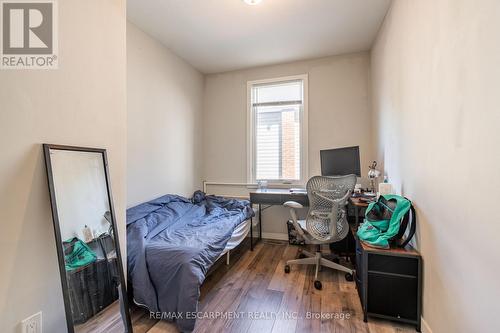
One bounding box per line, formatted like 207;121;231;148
43;144;132;333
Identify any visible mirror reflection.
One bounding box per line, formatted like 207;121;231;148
47;148;128;333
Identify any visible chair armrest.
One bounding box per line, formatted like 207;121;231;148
284;201;305;238
284;201;304;209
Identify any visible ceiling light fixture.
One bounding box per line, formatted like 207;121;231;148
243;0;263;5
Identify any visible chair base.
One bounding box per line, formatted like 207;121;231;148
284;248;354;289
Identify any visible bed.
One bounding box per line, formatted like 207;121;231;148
126;191;254;332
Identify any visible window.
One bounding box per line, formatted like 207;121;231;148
247;75;308;184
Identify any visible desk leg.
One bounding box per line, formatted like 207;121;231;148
250;217;253;251
259;204;262;240
355;206;359;228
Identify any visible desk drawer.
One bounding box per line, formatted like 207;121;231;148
367;272;418;321
282;193;309;205
250;193;284;205
368;254;418;277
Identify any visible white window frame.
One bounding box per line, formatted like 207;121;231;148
247;74;309;186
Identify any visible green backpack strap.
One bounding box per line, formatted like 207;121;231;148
391;203;417;247
381;194;411;241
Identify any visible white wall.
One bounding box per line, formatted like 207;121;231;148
0;1;126;332
203;53;373;236
371;1;500;332
127;22;204;207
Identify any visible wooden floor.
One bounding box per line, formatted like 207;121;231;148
75;301;125;333
131;239;415;333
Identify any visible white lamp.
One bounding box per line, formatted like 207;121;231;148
368;161;381;193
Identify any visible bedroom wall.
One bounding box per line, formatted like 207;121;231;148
371;1;500;332
127;22;204;207
0;1;126;332
203;53;373;238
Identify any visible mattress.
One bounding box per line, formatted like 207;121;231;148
218;218;251;258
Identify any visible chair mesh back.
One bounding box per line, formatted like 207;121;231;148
305;175;357;242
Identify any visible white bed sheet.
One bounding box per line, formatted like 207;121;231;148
218;219;251;258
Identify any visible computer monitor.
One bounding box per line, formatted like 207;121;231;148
320;146;361;177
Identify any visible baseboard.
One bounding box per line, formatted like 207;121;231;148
261;232;289;241
421;317;433;333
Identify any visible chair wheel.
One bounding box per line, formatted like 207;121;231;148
284;265;290;273
345;273;354;281
314;280;322;290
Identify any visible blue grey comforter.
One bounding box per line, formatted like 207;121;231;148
127;191;254;332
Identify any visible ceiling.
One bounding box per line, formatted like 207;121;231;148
127;0;392;74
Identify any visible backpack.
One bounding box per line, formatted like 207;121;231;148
356;194;416;249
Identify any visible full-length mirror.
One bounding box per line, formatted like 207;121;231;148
43;144;132;333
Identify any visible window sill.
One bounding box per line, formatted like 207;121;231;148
246;182;306;189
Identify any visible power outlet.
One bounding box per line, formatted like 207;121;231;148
21;312;42;333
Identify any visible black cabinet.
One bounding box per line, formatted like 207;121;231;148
355;235;422;331
66;257;119;324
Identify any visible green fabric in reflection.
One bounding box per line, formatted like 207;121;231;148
64;237;97;271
